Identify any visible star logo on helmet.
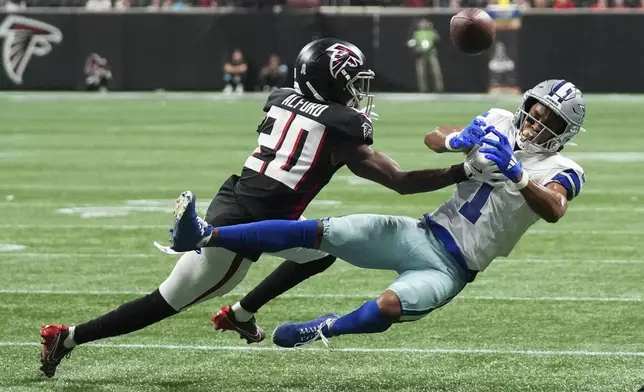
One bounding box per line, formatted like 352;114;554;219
326;43;363;79
0;15;63;85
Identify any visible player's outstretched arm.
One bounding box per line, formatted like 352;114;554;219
336;143;469;195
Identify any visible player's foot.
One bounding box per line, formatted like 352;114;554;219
211;306;265;344
271;313;339;348
170;191;213;252
40;324;74;378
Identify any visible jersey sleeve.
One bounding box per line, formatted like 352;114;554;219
547;166;586;201
477;108;515;138
323;106;374;145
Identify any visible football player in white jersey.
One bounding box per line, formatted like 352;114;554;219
168;79;586;347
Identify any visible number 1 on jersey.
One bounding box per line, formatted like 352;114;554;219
459;183;494;224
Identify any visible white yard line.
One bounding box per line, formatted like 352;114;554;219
0;289;640;303
0;341;642;357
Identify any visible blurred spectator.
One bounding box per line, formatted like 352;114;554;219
590;0;606;7
199;0;218;7
86;0;112;10
4;0;26;10
286;0;321;6
223;49;248;94
552;0;575;7
169;0;188;8
407;18;443;93
115;0;130;10
532;0;549;7
259;54;288;92
84;53;112;92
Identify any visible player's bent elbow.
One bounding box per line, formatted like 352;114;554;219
543;214;560;224
542;209;564;223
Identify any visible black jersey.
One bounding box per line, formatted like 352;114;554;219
205;88;372;258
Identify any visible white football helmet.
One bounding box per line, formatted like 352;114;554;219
513;79;586;153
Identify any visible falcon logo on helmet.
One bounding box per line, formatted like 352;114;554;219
0;15;63;85
326;43;364;79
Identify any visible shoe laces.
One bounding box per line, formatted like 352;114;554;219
196;217;209;236
294;319;332;348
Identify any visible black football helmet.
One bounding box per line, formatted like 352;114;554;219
293;38;375;113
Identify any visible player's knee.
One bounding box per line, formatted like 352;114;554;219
313;219;325;248
376;290;402;322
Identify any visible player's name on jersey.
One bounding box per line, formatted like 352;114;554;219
281;94;329;118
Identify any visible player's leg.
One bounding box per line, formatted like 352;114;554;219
40;247;254;377
271;268;466;348
212;252;336;340
207;215;414;342
429;54;444;93
269;215;469;347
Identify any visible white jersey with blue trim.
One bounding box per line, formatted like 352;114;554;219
428;108;585;272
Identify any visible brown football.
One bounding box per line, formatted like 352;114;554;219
450;8;496;55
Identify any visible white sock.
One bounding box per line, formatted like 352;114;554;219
63;326;77;349
231;302;253;322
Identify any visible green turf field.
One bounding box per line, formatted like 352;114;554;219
0;92;642;392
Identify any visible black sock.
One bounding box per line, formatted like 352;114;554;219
239;255;336;313
74;289;178;345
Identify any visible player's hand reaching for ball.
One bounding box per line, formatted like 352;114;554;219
446;118;491;151
480;128;524;182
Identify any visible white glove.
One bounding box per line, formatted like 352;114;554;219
358;105;379;121
464;147;506;187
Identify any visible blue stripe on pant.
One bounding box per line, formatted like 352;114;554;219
319;214;469;322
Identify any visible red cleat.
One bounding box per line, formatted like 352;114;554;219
211;306;265;344
40;324;74;378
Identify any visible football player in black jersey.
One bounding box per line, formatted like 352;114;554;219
39;38;473;377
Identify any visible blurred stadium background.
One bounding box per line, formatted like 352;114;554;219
1;3;643;392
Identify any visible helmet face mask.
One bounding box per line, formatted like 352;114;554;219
346;70;375;113
516;99;569;153
513;80;586;153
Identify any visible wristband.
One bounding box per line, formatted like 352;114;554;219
444;133;459;152
514;171;530;190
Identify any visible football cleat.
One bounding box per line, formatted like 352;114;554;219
211;306;265;344
40;324;74;378
271;314;339;348
170;191;213;252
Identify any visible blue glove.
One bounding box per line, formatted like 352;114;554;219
448;118;489;151
479;128;524;182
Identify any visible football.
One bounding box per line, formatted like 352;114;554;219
450;8;496;55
